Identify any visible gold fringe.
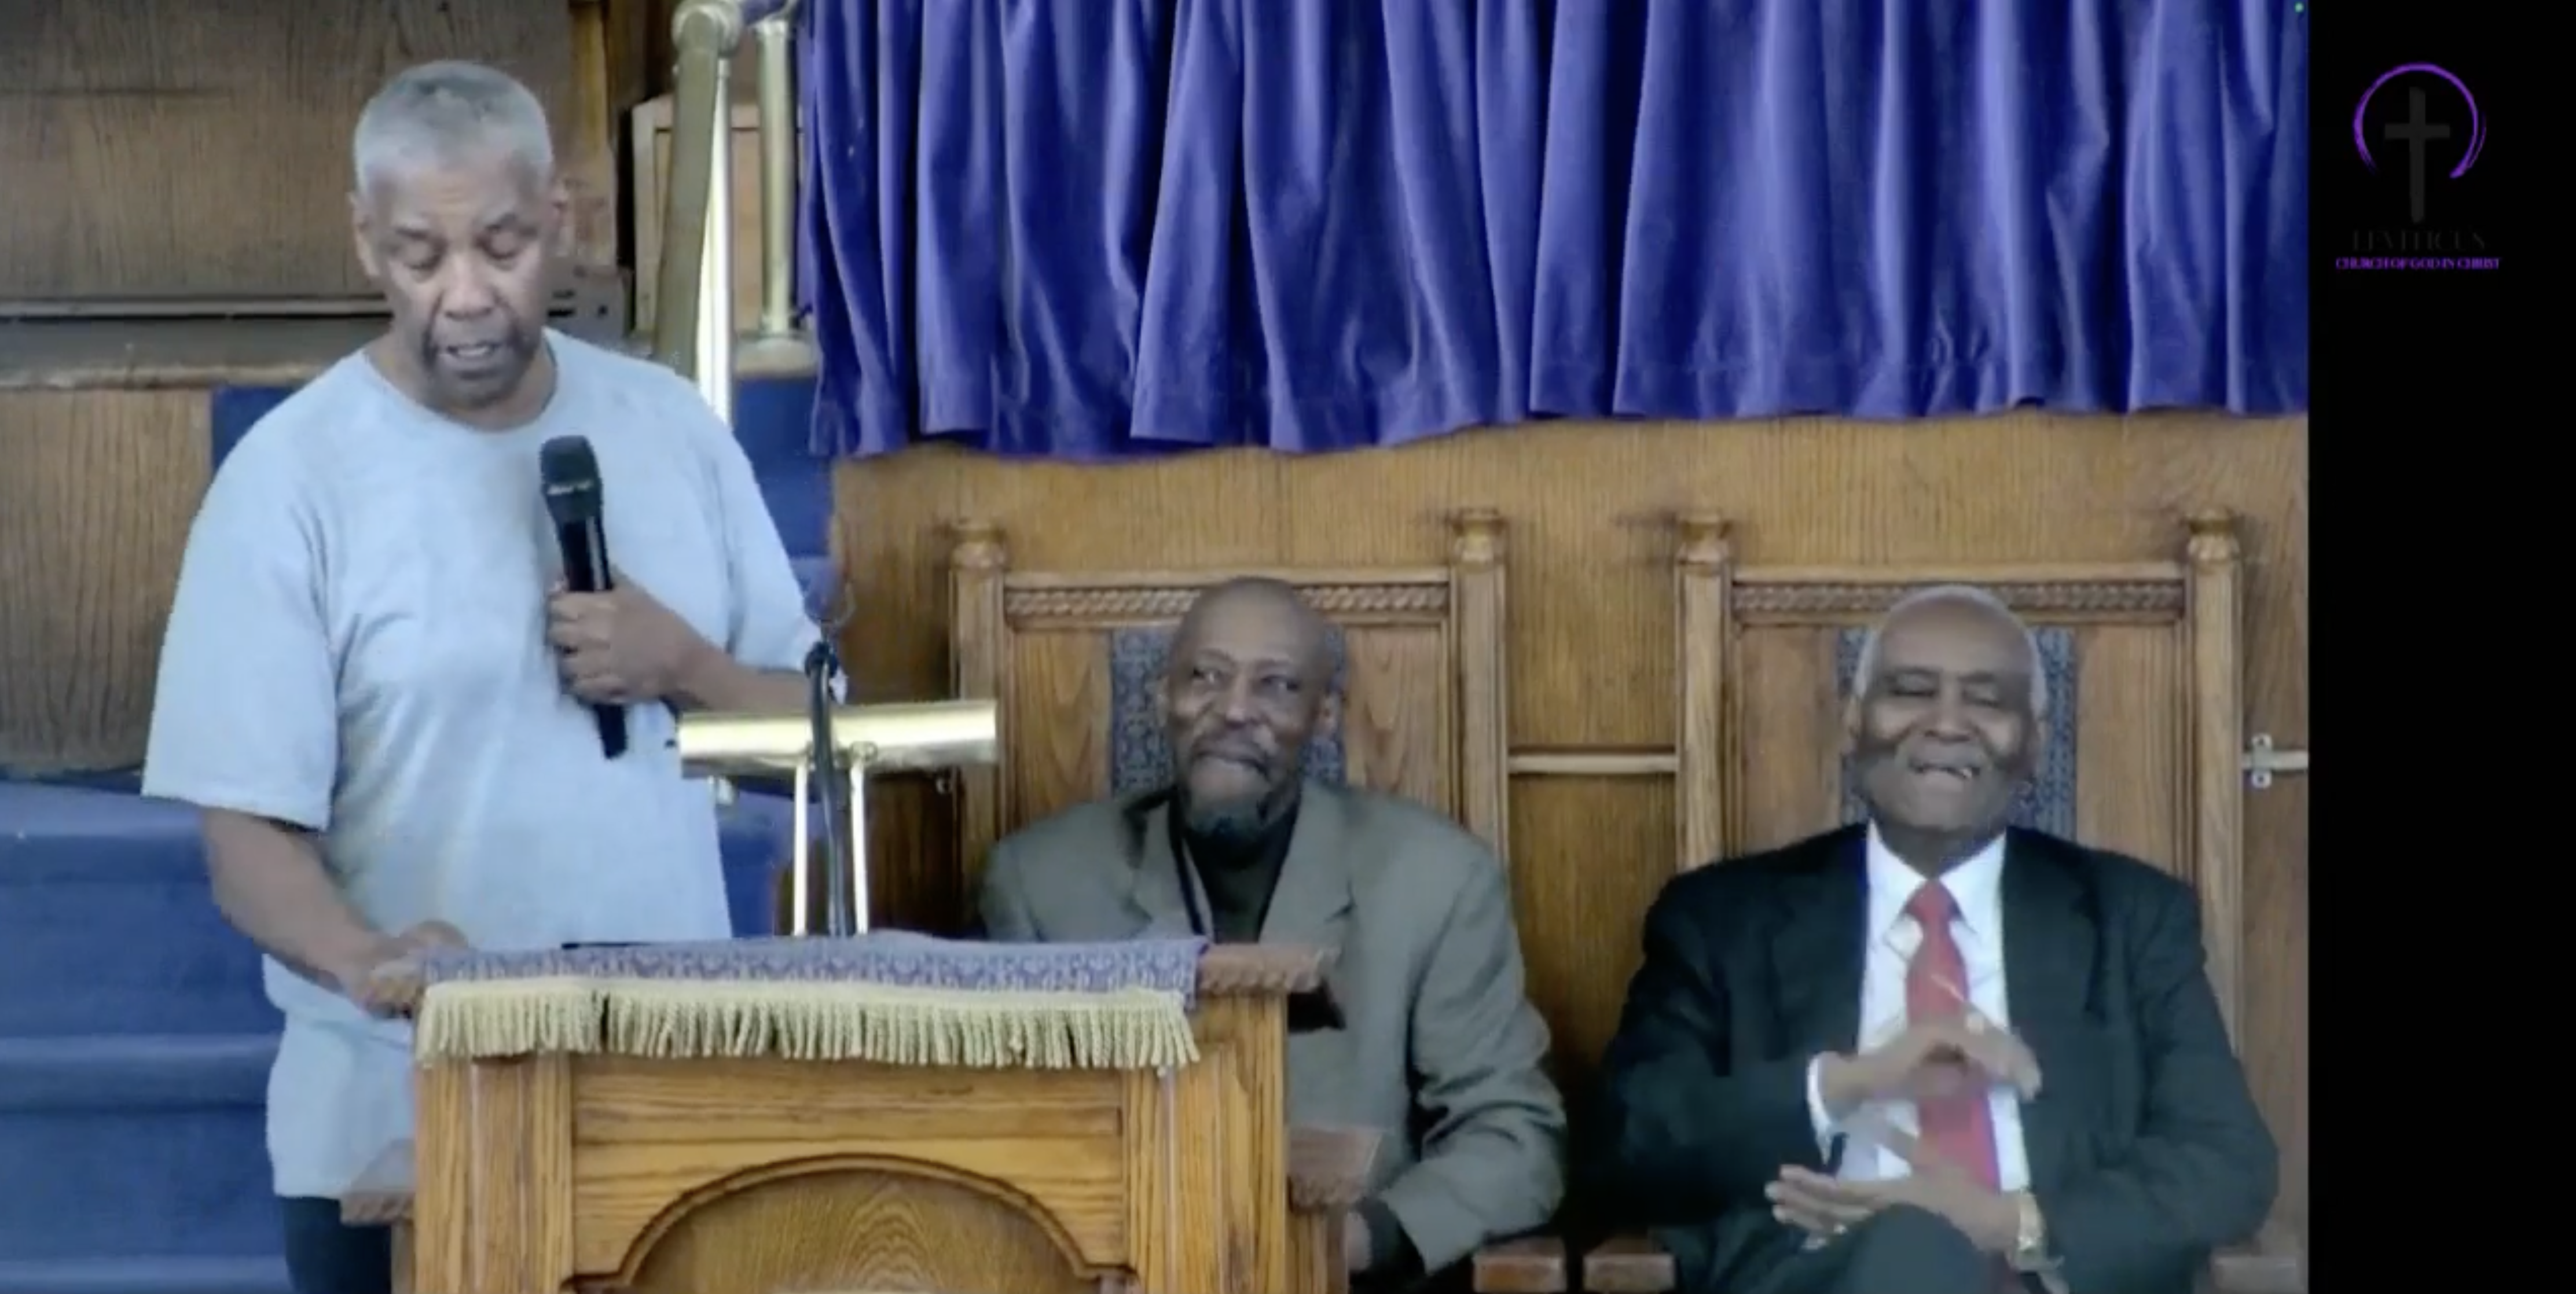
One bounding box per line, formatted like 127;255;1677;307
414;976;1199;1070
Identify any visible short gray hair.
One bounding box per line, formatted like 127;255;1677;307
1850;584;2048;716
352;61;554;197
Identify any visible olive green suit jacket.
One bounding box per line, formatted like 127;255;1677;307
978;781;1567;1274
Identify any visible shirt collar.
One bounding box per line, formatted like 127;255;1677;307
1864;822;2006;940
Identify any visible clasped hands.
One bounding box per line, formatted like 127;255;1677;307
1765;1016;2042;1255
546;570;707;705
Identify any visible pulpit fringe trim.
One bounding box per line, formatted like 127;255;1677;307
413;976;1199;1069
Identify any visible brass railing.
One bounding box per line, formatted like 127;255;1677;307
649;0;812;424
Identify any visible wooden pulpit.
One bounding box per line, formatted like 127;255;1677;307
347;944;1375;1294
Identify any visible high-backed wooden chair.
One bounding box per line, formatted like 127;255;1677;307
946;510;1510;889
948;512;1554;1293
1556;512;2301;1294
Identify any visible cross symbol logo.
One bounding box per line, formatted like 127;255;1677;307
2353;64;2485;226
2382;89;2451;225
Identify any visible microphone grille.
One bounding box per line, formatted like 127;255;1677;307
539;435;599;487
540;436;602;525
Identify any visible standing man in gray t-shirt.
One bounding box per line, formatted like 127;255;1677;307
141;61;825;1294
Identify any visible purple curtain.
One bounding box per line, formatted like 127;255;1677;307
797;1;2308;461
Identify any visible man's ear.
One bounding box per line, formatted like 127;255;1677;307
1315;693;1343;741
348;193;383;284
1839;694;1862;756
548;178;574;257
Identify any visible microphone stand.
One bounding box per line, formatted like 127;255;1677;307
802;640;857;938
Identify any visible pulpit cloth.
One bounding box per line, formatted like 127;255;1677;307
406;933;1209;1070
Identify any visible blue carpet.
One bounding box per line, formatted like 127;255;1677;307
0;373;827;1293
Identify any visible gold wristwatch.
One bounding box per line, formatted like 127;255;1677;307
2008;1192;2056;1273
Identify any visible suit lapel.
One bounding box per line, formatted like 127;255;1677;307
1768;827;1868;1062
1124;794;1200;937
1260;782;1355;947
2001;830;2095;1195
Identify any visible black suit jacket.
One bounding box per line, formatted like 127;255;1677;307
1582;825;2276;1294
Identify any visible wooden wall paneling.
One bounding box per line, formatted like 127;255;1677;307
564;0;628;273
0;389;210;773
1505;777;1675;1094
1004;629;1114;830
1728;628;1843;852
2071;624;2185;865
835;414;2308;1230
1332;629;1451;815
0;0;579;305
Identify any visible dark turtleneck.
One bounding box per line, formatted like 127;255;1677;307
1169;795;1298;943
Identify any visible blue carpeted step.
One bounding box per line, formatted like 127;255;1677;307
0;783;276;1038
0;1031;273;1109
0;781;797;1038
0;778;792;1269
0;1256;291;1294
0;1034;275;1261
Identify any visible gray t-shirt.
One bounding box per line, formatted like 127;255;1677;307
141;333;821;1199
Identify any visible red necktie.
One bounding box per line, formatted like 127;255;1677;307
1904;884;2002;1192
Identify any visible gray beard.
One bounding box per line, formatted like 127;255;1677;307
1179;791;1275;847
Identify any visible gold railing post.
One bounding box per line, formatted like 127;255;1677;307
740;8;816;372
692;50;736;422
649;0;744;385
651;1;809;418
755;17;797;341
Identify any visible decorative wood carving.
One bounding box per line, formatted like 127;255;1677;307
372;991;1314;1292
1730;577;2187;620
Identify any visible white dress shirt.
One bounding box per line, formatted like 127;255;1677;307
1803;825;2031;1189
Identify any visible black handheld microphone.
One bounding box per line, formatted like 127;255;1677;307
539;436;628;760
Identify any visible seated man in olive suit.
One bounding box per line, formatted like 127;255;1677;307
1584;586;2276;1294
978;578;1566;1292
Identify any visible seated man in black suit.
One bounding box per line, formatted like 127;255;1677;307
1584;585;2276;1294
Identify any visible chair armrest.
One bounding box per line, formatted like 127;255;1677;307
1470;1234;1570;1293
2205;1219;2305;1294
1584;1232;1678;1293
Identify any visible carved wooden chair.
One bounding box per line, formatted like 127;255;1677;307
947;510;1511;888
1509;513;2302;1294
948;512;1548;1293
